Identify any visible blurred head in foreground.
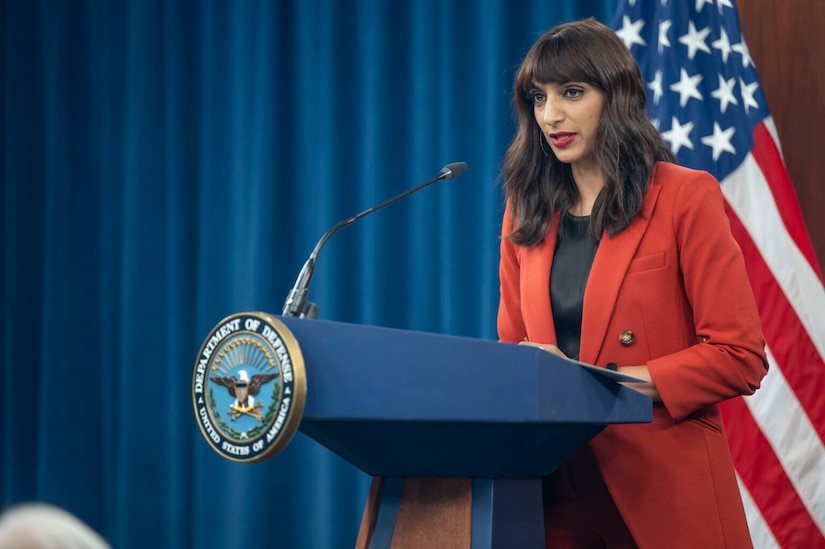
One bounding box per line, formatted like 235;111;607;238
0;503;110;549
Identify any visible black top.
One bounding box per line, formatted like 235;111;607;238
550;213;599;360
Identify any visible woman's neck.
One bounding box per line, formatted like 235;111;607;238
571;164;604;216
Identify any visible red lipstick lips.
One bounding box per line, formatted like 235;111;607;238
549;132;576;147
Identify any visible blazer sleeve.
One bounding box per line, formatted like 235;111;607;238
648;170;768;421
497;200;527;343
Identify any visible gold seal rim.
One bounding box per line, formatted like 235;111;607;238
191;311;307;463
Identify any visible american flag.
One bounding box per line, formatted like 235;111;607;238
611;1;825;547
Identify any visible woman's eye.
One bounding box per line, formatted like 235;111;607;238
529;92;546;104
564;87;584;98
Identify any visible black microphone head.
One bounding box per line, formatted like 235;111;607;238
438;162;468;180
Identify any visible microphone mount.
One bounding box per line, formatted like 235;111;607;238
281;162;467;318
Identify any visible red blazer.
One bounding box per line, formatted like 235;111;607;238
498;162;768;548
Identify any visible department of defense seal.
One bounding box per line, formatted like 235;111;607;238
192;312;306;463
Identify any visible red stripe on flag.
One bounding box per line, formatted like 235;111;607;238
723;202;825;445
752;123;824;279
721;396;825;548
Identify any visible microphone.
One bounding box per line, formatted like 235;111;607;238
281;161;468;318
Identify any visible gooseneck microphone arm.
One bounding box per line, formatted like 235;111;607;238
281;162;468;318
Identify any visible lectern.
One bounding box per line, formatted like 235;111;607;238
276;316;652;548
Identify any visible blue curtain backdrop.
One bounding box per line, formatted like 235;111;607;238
1;0;617;547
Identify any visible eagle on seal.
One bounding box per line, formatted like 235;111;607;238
211;369;279;413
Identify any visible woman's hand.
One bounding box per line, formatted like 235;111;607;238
518;340;567;359
617;365;661;402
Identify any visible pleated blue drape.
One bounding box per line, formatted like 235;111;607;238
2;1;617;547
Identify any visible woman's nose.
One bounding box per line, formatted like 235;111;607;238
539;99;562;125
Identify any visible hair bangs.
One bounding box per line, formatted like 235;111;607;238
522;30;600;93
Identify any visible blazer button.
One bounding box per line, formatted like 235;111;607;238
619;330;635;346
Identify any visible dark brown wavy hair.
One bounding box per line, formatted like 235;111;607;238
502;18;675;245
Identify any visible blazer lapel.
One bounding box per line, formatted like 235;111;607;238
521;215;560;344
579;180;662;365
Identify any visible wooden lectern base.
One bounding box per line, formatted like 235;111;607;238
355;477;544;549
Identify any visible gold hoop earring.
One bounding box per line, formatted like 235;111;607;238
539;131;551;158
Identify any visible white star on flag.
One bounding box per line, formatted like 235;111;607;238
678;21;712;60
695;0;713;12
700;121;736;160
661;116;694;154
732;39;754;68
615;15;646;49
658;20;671;53
712;27;733;63
739;78;759;115
711;74;738;114
669;68;703;107
648;70;664;105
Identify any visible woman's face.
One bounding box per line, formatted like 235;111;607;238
530;81;605;170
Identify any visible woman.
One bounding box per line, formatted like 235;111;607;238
498;18;768;548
